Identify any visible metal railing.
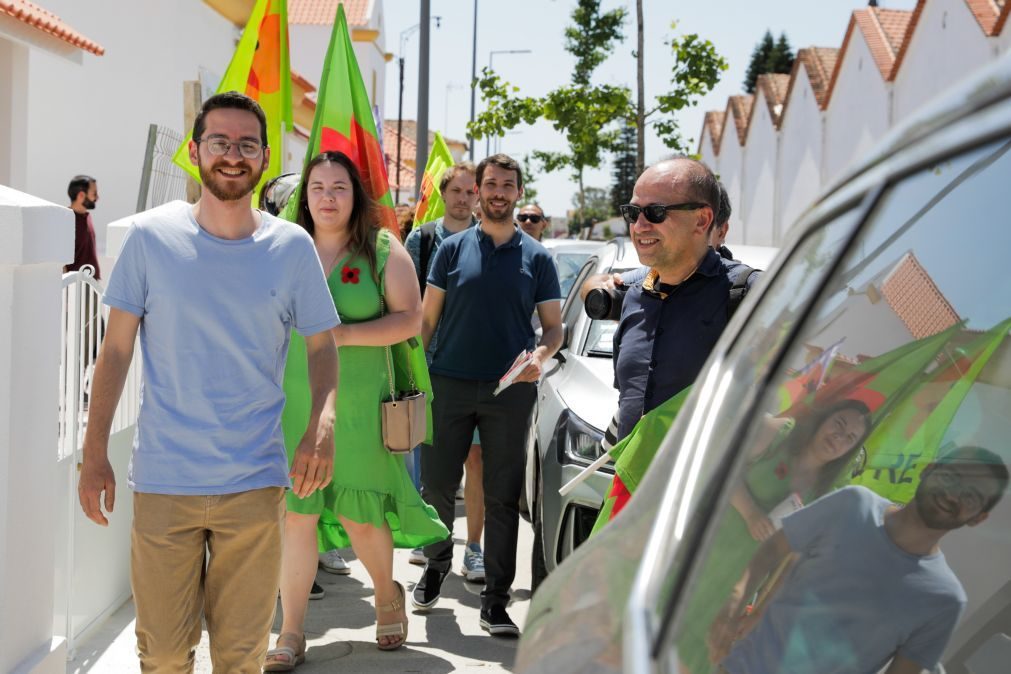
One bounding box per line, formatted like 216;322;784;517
137;123;190;212
58;266;140;658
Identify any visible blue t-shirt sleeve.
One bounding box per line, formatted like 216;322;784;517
103;224;147;317
291;240;340;336
534;251;563;304
620;266;648;286
404;227;422;278
427;238;451;292
782;486;864;553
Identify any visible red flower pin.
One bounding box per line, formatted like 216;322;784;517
774;461;789;480
341;265;360;284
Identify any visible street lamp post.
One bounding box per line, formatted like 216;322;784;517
484;49;531;157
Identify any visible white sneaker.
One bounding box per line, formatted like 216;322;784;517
318;550;351;575
408;547;428;566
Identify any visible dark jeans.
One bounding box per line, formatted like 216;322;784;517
421;374;536;610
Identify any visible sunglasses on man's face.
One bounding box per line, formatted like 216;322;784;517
517;213;543;224
619;202;709;225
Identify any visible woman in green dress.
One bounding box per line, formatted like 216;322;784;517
266;152;449;669
675;399;871;674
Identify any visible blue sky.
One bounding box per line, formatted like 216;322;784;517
381;0;918;218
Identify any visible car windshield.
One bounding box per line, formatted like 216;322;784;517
650;137;1011;674
555;252;594;297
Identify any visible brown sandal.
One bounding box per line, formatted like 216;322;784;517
264;632;306;671
376;581;408;651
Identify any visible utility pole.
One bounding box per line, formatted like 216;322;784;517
416;0;431;200
469;0;478;161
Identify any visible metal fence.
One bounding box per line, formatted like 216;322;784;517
136;123;190;212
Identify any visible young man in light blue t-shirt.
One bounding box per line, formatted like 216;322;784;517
710;447;1008;674
77;92;339;672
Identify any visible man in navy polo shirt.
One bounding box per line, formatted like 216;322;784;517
412;153;563;636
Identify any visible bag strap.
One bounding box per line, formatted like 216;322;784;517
379;256;416;398
418;221;437;297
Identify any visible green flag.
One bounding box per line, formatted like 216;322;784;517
412;132;455;227
171;0;292;199
282;4;398;236
853;316;1010;502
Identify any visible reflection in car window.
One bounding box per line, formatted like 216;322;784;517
584;320;617;357
661;139;1011;674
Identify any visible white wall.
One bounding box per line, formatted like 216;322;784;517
740;95;777;246
893;0;996;120
21;0;235;244
698;128;718;174
0;38;29;189
717;121;744;246
0;187;74;673
822;31;891;188
776;67;824;240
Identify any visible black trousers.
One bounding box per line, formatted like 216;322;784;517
421;374;536;609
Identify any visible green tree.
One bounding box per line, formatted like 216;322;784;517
610;124;637;213
518;154;539;206
744;30;795;93
744;30;775;93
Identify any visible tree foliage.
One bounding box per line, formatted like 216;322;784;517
744;30;795;93
467;1;726;221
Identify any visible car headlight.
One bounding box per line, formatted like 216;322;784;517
560;411;607;466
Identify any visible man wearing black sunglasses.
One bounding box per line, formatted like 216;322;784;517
599;157;759;441
517;203;548;241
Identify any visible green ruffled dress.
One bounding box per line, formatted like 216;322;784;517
281;228;449;550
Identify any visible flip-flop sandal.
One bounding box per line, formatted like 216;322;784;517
376;581;408;651
264;632;306;671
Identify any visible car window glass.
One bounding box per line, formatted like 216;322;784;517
562;260;595;335
555;252;594;297
658;138;1011;674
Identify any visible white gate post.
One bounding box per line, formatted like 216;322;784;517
0;186;73;673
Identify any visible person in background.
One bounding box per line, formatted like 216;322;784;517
66;175;102;278
710;183;734;260
517;203;548;241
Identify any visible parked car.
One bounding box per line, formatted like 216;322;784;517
516;54;1011;674
540;238;607;297
526;238;777;588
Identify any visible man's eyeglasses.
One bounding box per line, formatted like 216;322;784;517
196;137;265;160
619;202;709;225
517;213;543;224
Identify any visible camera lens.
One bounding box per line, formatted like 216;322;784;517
585;288;614;320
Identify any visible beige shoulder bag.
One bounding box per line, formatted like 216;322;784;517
380;295;427;453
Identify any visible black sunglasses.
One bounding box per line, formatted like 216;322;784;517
619;202;709;225
517;213;543;224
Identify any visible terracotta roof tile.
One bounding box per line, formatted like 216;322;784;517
754;73;791;128
288;0;371;27
965;0;1002;34
880;252;960;340
700;110;725;156
0;0;104;55
725;95;754;146
783;46;839;114
991;0;1009;34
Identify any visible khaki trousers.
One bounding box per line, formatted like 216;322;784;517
131;487;285;673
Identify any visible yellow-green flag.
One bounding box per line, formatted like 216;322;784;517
171;0;292;199
412;132;455;227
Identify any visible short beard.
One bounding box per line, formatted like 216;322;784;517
479;196;516;225
83;198;96;210
199;160;263;202
914;488;970;531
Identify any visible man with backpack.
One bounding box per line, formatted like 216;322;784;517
403;161;487;581
584;158;760;442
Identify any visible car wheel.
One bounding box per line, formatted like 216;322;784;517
531;462;549;592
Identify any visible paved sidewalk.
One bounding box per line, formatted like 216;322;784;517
68;504;533;673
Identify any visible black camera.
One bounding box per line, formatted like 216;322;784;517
584;285;627;322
